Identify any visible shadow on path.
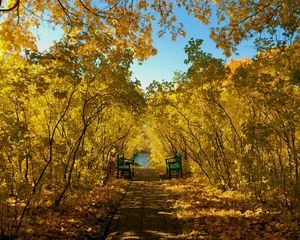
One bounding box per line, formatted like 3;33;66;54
105;168;183;240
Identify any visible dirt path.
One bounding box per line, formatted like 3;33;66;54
105;168;183;239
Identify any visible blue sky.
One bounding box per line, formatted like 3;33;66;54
37;7;257;89
131;8;257;89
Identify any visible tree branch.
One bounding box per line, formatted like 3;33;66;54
0;0;20;12
78;0;120;20
57;0;72;23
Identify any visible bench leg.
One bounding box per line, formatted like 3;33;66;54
167;167;171;179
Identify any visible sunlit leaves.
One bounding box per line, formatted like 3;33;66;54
145;40;300;225
0;27;146;236
167;178;300;239
1;0;298;58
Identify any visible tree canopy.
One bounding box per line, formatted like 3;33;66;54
0;0;299;238
1;0;299;57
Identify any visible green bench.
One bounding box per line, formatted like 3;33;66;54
116;154;135;179
165;152;182;179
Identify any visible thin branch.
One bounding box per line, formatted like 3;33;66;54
230;0;285;30
104;0;122;13
57;0;72;23
78;0;120;20
234;2;272;26
79;0;91;12
17;0;20;23
0;0;20;12
23;6;53;24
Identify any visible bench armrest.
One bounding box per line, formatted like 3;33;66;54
166;158;176;164
123;158;134;165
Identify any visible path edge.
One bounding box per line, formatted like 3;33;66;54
100;179;133;240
